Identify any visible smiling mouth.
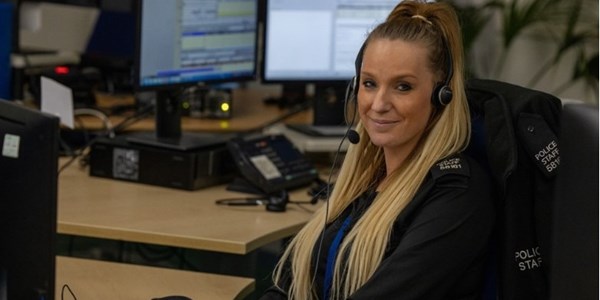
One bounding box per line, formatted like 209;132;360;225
370;118;398;125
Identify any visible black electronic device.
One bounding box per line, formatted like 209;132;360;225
82;9;136;94
132;0;258;150
227;134;319;195
0;100;59;300
0;2;12;100
89;134;236;190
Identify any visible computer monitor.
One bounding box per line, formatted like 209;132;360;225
133;0;258;150
0;100;59;300
82;8;136;93
262;0;397;115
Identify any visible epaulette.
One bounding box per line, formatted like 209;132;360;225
430;155;470;180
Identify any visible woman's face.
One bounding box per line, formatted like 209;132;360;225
357;38;436;164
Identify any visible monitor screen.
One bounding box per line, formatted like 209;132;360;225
0;100;59;300
262;0;397;83
134;0;258;90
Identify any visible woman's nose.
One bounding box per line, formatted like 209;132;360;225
370;88;391;112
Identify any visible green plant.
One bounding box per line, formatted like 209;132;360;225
450;0;599;102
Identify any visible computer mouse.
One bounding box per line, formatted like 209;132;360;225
152;296;192;300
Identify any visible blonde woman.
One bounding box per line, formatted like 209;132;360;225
262;1;494;299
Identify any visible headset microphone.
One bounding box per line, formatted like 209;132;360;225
347;129;360;144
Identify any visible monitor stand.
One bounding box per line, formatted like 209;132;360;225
313;83;347;126
285;83;349;137
263;83;308;108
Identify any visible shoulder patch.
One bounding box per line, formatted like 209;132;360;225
516;113;560;178
430;155;470;180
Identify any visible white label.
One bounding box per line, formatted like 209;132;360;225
250;155;282;180
2;134;20;158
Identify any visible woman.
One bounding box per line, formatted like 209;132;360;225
262;1;495;299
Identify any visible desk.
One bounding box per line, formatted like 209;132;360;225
56;256;254;300
58;158;319;254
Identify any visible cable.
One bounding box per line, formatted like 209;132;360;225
58;103;155;174
241;100;312;136
74;108;114;136
61;284;77;300
215;196;269;206
215;193;317;211
310;80;358;289
58;108;112;173
109;103;155;136
310;131;349;288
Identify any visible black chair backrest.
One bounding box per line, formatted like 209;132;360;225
550;103;599;300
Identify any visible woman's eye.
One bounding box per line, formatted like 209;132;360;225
362;80;376;89
396;83;412;91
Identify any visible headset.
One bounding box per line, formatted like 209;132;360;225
346;32;454;110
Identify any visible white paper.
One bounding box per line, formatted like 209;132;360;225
41;76;74;128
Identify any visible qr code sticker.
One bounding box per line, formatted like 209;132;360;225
113;148;139;180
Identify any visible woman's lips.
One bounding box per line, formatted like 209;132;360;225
369;117;398;129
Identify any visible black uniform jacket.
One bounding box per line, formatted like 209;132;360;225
261;153;495;300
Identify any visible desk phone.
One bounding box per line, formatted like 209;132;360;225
227;134;318;194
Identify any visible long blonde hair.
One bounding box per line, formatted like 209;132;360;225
273;1;470;299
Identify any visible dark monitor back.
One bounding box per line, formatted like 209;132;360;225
82;9;136;92
84;10;136;65
0;2;13;99
0;100;59;300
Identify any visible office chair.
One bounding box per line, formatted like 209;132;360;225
549;103;599;300
465;79;563;300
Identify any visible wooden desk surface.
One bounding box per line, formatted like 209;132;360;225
58;158;319;254
56;256;254;300
86;87;312;133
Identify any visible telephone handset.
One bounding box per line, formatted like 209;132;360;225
227;134;319;194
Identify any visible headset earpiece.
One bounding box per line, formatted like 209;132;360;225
432;83;453;107
433;34;454;108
